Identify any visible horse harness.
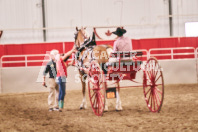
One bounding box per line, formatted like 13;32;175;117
75;38;96;69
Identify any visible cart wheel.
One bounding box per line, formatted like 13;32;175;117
143;57;164;112
88;61;105;116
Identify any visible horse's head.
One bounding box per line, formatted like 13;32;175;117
74;27;90;48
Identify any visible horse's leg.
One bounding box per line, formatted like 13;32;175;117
104;89;108;111
116;81;123;111
79;72;87;109
100;63;108;111
104;97;108;111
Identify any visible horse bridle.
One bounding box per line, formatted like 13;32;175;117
74;29;88;49
74;31;79;48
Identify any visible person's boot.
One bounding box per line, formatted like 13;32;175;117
58;100;64;112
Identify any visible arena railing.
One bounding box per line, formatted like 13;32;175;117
0;50;148;68
0;47;197;68
149;47;196;60
133;49;148;60
0;54;50;67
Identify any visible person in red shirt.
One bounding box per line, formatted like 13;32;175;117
55;47;76;112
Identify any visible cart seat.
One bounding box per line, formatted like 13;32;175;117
105;51;143;80
107;60;142;73
110;51;143;58
106;60;142;80
107;60;142;66
107;51;143;72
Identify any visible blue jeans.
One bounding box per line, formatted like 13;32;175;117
56;76;66;101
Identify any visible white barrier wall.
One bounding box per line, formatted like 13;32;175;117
119;59;198;87
0;59;197;94
159;59;197;84
1;67;48;93
0;66;82;94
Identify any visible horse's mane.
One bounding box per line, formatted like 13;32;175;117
77;32;96;52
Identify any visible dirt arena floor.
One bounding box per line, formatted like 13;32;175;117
0;84;198;132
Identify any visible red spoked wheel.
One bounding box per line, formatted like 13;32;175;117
143;57;164;112
88;61;106;116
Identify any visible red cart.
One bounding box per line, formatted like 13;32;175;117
87;51;164;116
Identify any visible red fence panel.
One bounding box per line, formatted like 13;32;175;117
1;42;64;57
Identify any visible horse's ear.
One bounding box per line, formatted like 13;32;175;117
76;27;78;31
92;32;95;41
0;30;3;38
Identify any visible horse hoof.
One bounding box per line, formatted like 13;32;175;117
79;106;86;109
116;107;123;111
104;109;108;112
104;106;108;112
116;109;123;112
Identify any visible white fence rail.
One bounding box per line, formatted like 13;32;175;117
149;47;196;60
1;54;50;67
0;47;197;68
134;49;148;60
